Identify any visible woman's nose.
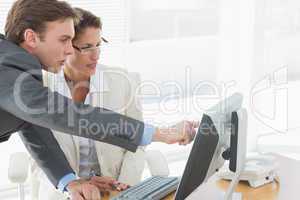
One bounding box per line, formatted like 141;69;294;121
90;49;100;61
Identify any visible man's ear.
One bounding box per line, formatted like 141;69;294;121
23;29;39;48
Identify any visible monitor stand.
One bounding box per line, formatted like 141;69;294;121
222;109;248;200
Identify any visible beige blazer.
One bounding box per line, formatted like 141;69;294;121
34;65;146;200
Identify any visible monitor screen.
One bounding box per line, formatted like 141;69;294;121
174;114;219;200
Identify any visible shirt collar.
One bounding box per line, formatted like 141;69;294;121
56;64;110;95
90;64;110;93
56;69;71;99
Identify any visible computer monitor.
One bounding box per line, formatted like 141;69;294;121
174;93;246;200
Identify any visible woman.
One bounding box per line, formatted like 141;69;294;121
34;8;197;200
35;8;145;199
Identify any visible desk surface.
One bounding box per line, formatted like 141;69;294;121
103;153;300;200
103;178;279;200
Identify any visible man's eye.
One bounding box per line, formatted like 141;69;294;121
60;39;68;43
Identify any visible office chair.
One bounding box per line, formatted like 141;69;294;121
8;152;29;200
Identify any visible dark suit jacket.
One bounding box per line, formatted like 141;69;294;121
0;34;144;187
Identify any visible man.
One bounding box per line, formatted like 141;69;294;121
0;0;197;199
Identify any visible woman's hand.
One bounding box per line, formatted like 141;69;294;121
90;176;130;192
66;176;130;199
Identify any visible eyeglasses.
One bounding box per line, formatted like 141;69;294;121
73;37;108;55
73;44;101;54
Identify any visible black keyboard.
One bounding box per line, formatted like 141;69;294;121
111;176;180;200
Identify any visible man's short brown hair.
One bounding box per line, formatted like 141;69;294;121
5;0;78;44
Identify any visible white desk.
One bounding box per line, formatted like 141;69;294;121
105;153;300;200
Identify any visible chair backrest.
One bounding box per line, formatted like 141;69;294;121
8;152;29;200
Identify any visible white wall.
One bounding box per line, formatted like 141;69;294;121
124;37;218;85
